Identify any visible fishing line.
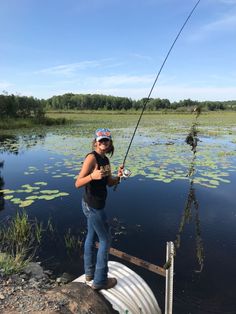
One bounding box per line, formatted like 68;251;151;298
122;0;201;168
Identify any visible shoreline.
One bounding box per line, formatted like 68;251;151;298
0;261;117;313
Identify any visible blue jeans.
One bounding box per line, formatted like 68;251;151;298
82;199;111;286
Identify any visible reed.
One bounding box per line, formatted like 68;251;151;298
64;228;84;253
0;211;43;275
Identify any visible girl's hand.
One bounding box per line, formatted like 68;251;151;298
117;165;124;177
91;164;104;180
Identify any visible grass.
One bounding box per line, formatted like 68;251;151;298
64;228;84;253
0;251;30;275
0;116;68;130
0;211;86;274
45;111;236;136
0;211;43;275
2;110;236;134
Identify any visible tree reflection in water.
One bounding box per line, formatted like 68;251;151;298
0;133;46;155
0;133;46;212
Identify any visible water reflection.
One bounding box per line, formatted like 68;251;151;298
0;133;46;155
0;160;4;211
0;133;45;212
174;109;204;272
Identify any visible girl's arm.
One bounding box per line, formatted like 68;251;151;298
107;165;123;187
75;154;105;188
75;154;95;189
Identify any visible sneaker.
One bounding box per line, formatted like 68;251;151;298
85;275;94;282
91;277;117;290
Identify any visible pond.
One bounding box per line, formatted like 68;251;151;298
0;113;236;314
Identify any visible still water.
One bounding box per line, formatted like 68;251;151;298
0;125;236;314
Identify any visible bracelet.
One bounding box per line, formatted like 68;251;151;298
90;174;93;180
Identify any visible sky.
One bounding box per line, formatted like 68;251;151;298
0;0;236;102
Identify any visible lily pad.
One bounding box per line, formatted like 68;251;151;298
19;200;35;207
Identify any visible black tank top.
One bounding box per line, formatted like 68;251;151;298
83;151;111;209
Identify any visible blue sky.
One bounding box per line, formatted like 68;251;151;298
0;0;236;101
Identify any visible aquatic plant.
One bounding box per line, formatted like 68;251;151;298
64;228;85;255
174;107;204;272
0;251;30;275
0;211;43;274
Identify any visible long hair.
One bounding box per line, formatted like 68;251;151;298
92;139;114;157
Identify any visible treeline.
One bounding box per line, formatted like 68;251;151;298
45;93;236;111
0;94;45;118
1;93;236;119
0;94;67;129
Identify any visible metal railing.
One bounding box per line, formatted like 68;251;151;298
96;241;174;314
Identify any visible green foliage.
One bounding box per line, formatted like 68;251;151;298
0;211;43;275
0;252;29;275
45;93;236;112
0;94;45;119
64;228;84;253
1;93;236;121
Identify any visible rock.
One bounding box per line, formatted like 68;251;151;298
56;272;74;285
22;262;45;279
45;282;119;314
0;262;118;313
0;293;5;300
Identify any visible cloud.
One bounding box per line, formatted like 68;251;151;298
0;81;13;89
188;10;236;41
34;58;129;78
203;12;236;31
88;74;154;87
67;85;235;101
151;85;236;101
71;74;236;100
36;79;236;101
36;60;103;76
217;0;236;4
16;82;236;102
129;53;153;61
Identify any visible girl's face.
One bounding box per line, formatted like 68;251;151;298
96;138;111;153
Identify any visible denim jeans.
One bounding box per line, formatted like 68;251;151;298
82;199;111;286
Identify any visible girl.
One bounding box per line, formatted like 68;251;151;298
75;128;123;290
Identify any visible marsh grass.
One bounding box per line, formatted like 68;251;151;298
0;116;67;130
0;251;30;275
64;228;84;255
45;111;236;136
0;211;43;275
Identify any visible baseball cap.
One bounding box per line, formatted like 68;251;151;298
95;128;112;141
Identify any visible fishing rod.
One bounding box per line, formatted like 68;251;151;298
119;0;201;181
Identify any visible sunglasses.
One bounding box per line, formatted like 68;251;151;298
98;138;110;143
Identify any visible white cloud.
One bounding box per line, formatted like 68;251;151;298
36;84;236;102
151;85;236;101
87;74;154;87
36;60;103;76
17;83;236;102
8;70;236;101
0;81;13;90
217;0;236;4
204;12;236;31
188;10;236;41
129;53;153;61
69;75;236;100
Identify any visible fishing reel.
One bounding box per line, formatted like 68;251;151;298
114;168;131;191
122;168;131;179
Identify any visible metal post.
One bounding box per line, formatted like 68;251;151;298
165;242;174;314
